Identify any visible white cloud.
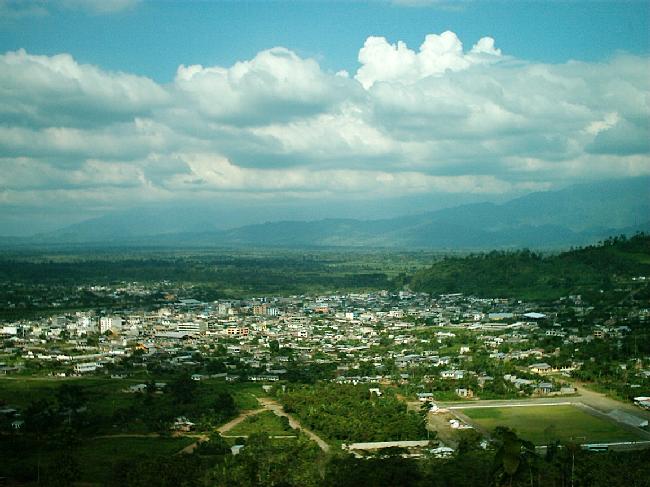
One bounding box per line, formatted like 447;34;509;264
173;47;358;126
355;31;503;88
0;31;648;222
0;49;168;127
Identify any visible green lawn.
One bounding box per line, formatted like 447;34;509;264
462;405;644;445
228;411;294;437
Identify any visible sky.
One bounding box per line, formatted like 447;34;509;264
0;0;649;235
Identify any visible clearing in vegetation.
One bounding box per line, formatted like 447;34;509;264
461;404;645;445
227;410;295;437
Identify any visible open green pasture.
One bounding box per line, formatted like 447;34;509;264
462;405;644;445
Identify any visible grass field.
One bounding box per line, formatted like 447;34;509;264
228;411;295;437
462;405;644;445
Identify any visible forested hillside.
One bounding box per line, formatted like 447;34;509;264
409;233;650;300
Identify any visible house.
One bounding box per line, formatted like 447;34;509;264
529;363;552;374
173;416;195;432
513;378;534;389
74;362;99;374
455;388;474;398
431;446;454;458
534;382;554;395
441;370;464;380
126;383;148;393
249;375;279;382
417;392;434;402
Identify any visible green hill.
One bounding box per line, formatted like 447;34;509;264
409;233;650;300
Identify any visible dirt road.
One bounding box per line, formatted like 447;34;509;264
256;397;330;452
178;408;265;454
180;398;330;454
217;408;265;434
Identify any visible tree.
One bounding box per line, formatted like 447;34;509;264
44;451;80;487
492;427;537;487
196;432;231;455
169;373;196;404
212;391;237;422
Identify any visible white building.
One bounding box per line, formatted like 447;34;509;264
1;326;18;336
74;362;100;374
177;322;207;334
99;316;123;334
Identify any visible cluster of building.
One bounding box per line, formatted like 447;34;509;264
1;287;649;405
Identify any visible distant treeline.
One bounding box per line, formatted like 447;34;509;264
409;233;650;300
0;254;392;297
1;234;648;301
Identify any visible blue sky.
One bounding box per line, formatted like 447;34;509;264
0;0;649;235
2;1;648;81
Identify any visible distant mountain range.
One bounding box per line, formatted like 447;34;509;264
6;176;650;250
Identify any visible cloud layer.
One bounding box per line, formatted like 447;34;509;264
1;31;649;228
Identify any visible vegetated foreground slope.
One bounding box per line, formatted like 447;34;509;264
409;233;650;300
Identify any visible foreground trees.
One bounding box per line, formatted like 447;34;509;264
279;383;426;442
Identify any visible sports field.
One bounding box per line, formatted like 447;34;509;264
461;405;644;445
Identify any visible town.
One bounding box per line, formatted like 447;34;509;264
2;283;649;415
1;239;649;486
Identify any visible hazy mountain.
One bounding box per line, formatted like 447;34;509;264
33;207;223;243
17;176;650;249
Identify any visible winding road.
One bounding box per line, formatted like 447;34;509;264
256;397;330;452
179;396;330;454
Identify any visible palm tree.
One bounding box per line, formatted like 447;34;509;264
492;427;538;487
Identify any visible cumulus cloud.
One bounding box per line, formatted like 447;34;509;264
356;31;503;88
0;49;168;128
173;47;359;126
0;31;649;228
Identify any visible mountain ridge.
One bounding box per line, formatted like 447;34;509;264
6;176;649;250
